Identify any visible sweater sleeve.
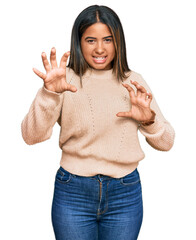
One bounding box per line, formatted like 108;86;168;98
135;74;175;151
21;86;64;145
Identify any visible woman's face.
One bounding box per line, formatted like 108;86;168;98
81;23;115;70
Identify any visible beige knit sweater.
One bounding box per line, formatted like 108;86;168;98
21;68;175;178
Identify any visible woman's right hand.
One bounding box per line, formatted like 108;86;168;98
33;47;77;93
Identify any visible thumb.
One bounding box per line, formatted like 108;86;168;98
116;112;132;118
66;84;77;92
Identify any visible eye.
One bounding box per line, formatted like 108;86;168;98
87;39;95;44
104;38;113;43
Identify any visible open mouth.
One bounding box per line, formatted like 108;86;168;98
92;56;107;64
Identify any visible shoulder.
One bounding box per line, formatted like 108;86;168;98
123;70;144;83
123;70;152;92
66;67;78;82
66;67;81;87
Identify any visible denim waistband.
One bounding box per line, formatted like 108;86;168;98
59;166;116;181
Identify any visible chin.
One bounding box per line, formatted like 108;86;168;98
89;63;112;70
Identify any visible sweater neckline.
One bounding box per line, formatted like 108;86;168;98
83;68;115;80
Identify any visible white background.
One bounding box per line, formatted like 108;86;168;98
1;0;195;239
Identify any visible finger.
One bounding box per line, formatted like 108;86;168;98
33;68;46;80
122;83;135;99
66;83;77;92
41;52;51;73
140;92;147;99
60;51;70;69
50;47;58;68
116;112;132;118
131;80;147;93
146;92;153;103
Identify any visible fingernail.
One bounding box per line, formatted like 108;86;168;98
52;47;56;52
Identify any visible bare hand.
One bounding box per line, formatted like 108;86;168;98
33;47;77;93
116;80;155;123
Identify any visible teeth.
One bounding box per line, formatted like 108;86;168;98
94;57;105;59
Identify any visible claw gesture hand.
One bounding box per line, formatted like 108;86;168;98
116;80;156;124
33;47;77;93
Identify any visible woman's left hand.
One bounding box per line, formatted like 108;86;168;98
116;80;155;123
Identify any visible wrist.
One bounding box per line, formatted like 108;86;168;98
43;86;62;96
44;84;56;93
139;110;156;126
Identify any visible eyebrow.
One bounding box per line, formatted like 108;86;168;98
85;35;113;40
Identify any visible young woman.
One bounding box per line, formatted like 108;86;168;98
21;5;175;240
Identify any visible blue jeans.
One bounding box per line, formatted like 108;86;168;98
51;167;143;240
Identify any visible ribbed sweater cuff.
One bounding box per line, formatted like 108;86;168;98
35;87;63;111
139;116;164;134
42;86;62;96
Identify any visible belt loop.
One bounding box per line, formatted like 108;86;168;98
98;174;103;182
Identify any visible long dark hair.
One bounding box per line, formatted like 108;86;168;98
68;5;130;85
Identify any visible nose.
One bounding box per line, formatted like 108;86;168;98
95;41;105;55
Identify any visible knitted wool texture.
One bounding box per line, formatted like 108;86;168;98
21;68;175;178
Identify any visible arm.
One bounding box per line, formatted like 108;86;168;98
137;74;175;151
116;73;175;151
21;47;77;145
21;87;63;145
135;75;175;151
